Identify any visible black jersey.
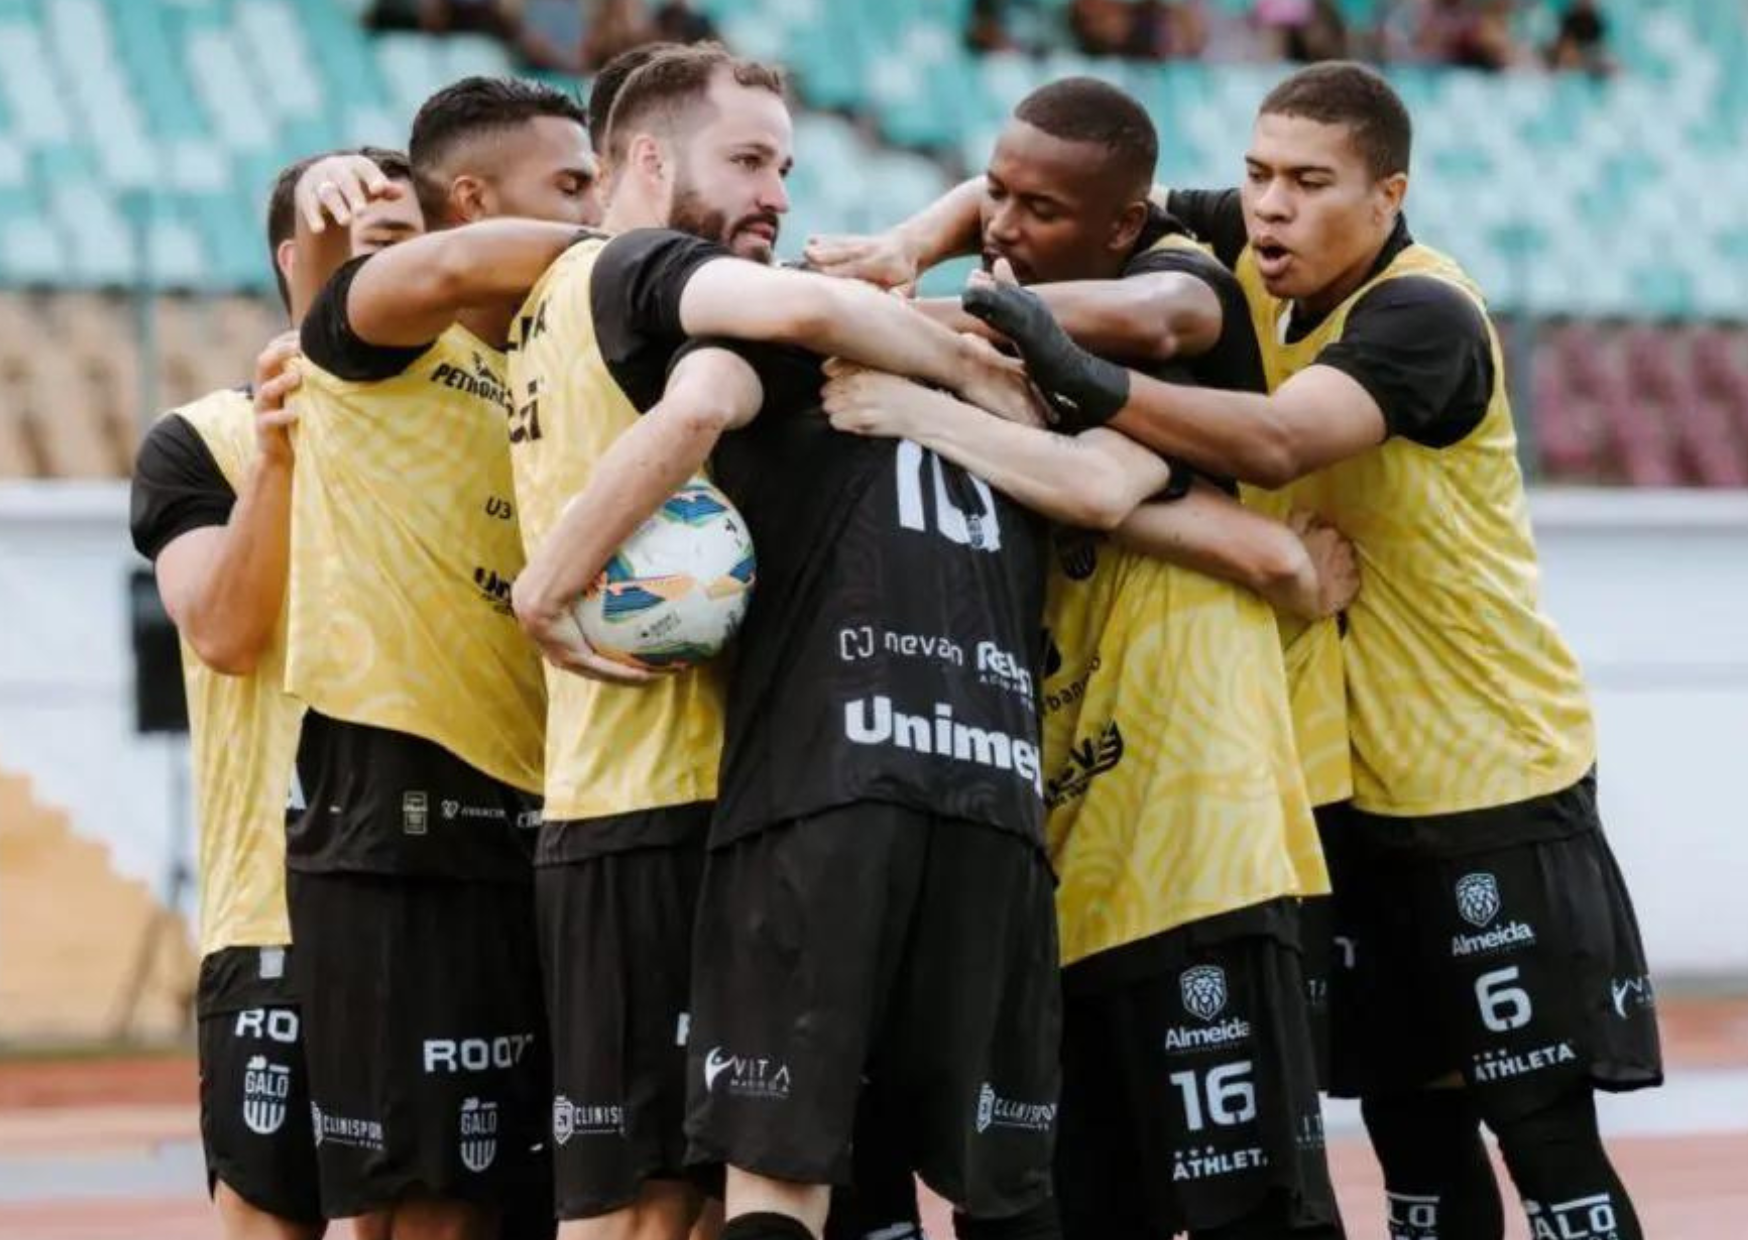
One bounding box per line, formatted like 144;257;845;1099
707;347;1050;847
585;227;1050;846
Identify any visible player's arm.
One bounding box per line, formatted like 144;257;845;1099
510;346;765;683
130;335;304;676
341;219;586;348
821;362;1168;531
1113;490;1359;621
803;176;987;290
822;362;1357;619
966;271;1494;487
675;257;1036;423
802;180;1245;284
919;255;1225;362
286;152;409;324
961;276;1381;486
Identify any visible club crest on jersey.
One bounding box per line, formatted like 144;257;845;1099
459;1098;499;1173
1181;965;1228;1022
1455;872;1501;928
241;1056;290;1136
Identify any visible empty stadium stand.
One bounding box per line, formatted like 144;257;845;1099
0;0;1742;484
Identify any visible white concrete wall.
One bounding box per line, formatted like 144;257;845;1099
1;482;1745;977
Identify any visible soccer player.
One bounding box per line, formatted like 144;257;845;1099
128;148;421;1240
938;62;1663;1240
497;43;1044;1240
814;77;1347;1240
501;49;1059;1240
282;79;596;1240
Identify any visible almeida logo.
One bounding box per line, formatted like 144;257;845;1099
1455;872;1502;928
1450;872;1536;958
1164;965;1251;1051
1181;966;1228;1022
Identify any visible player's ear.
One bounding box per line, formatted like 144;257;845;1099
449;174;491;225
628;133;666;188
275;239;296;288
1110;199;1149;255
1376;171;1408;224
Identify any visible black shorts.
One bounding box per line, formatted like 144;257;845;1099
1055;902;1338;1238
196;946;322;1225
1318;772;1663;1118
824;1082;925;1240
536;804;711;1219
287;870;547;1218
685;803;1061;1219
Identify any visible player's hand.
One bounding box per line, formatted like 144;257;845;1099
1285;510;1360;619
954;332;1049;429
821;359;935;440
252;331;302;464
294;153;404;234
511;575;662;686
963;259;1132;433
803;232;921;295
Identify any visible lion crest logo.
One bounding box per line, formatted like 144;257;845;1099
1455;872;1502;928
1180;965;1228;1022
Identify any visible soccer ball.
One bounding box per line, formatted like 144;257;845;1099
575;479;755;670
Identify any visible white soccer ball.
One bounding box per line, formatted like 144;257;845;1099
574;478;755;670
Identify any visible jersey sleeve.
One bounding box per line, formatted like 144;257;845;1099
300;254;434;382
1313;276;1495;448
1121;244;1267;395
1163;188;1248;269
130;413;237;561
591;228;733;370
668;335;820;413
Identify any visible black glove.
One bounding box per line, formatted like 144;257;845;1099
962;281;1131;433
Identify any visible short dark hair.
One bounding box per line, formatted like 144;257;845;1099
265;146;412;311
1011;77;1158;197
588;43;676;155
409;75;588;220
604;42;786;164
1259;61;1412;179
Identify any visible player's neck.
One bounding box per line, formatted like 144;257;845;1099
601;188;664;237
1297;231;1392;320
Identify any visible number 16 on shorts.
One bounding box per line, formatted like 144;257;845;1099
1169;1061;1258;1131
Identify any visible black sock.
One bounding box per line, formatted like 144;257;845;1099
953;1198;1062;1240
1362;1090;1505;1240
723;1212;819;1240
1490;1086;1643;1240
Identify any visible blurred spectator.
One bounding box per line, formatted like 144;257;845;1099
965;0;1017;54
1069;0;1134;57
1547;0;1616;76
365;0;513;36
1125;1;1211;59
1415;0;1518;71
581;0;658;71
513;0;587;70
653;0;718;45
1256;0;1348;62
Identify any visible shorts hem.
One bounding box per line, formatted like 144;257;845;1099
207;1167;325;1227
685;1139;849;1190
556;1166;703;1220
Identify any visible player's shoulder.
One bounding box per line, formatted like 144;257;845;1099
1350;268;1490;345
1126;214;1240;293
164;384;253;434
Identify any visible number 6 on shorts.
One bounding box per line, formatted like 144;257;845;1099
1475;965;1533;1033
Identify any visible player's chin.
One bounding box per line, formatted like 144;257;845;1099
729;231;777;264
